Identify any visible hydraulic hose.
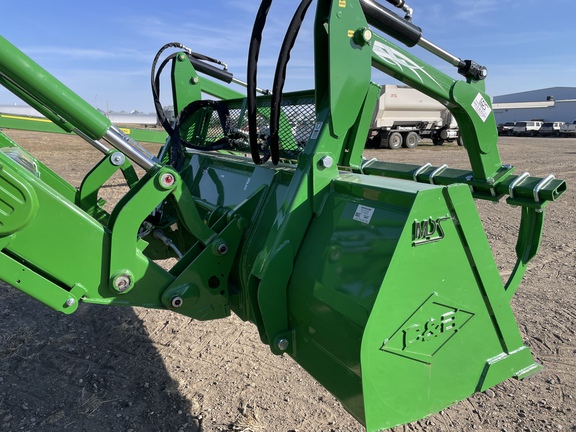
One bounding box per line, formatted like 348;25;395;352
151;42;231;138
383;0;413;20
269;0;313;165
247;0;273;165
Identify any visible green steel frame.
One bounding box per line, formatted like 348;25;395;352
0;1;567;431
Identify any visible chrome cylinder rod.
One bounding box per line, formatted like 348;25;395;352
103;126;157;171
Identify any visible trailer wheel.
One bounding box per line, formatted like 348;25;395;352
388;132;403;149
377;131;390;149
432;132;444;146
403;132;419;148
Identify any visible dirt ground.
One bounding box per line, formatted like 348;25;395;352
0;130;574;432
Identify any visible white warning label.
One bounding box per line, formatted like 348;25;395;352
471;93;492;122
310;122;323;140
353;205;375;224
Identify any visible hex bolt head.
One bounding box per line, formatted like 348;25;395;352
276;338;289;351
160;173;176;188
320;156;333;169
65;298;75;307
171;296;184;308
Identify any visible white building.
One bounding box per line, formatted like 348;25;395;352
493;87;576;124
0;104;158;126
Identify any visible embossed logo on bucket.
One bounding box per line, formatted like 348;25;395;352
380;293;474;363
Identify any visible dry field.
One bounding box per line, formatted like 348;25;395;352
0;130;574;432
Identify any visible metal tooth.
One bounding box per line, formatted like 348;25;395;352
413;163;431;182
361;157;377;173
533;174;555;203
508;172;530;199
429;164;448;184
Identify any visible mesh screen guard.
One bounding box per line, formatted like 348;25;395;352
179;91;316;160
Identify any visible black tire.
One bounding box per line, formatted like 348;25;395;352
457;136;464;147
366;131;383;149
431;131;444;146
365;136;378;149
403;131;419;148
387;132;403;149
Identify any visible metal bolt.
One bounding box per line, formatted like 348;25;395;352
65;298;75;307
320;156;333;169
217;243;229;255
171;296;184;308
276;338;289;351
160;173;176;188
110;153;125;166
191;76;200;84
114;274;132;292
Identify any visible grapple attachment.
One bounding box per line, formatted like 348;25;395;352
0;0;567;430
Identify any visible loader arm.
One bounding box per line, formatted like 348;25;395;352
0;0;567;431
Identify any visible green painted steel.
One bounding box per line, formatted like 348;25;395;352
0;0;568;430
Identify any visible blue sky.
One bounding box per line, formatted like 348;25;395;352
1;0;574;113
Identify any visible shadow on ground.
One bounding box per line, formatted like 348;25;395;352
0;282;196;432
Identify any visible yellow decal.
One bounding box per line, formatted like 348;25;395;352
119;127;131;134
347;30;355;38
0;114;51;123
339;0;346;7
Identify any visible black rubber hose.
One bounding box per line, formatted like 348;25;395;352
151;43;185;136
172;99;231;151
269;0;313;165
384;0;406;9
247;0;273;165
151;43;230;138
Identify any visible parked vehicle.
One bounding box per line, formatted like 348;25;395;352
513;120;543;136
497;122;516;136
560;120;576;137
539;122;565;137
367;85;460;149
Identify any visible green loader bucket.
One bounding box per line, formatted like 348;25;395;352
287;175;540;430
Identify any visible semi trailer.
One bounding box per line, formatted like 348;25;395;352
367;84;461;148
